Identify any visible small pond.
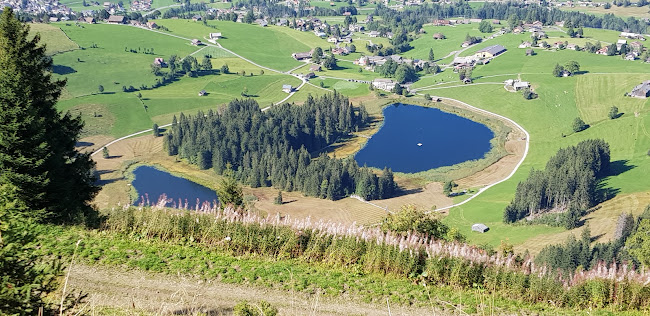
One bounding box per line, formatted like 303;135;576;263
354;104;494;173
131;165;218;206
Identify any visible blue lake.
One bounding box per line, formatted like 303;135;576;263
354;104;494;173
131;165;218;206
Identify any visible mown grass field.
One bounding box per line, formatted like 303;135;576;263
561;5;650;18
406;23;489;62
28;22;79;55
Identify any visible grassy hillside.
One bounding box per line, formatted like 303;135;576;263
28;22;79;55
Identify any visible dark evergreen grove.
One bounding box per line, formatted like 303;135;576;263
0;8;98;222
503;139;611;227
164;93;397;201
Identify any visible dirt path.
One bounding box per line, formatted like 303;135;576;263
67;264;440;315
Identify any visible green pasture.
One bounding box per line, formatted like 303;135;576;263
53;23;197;97
153;19;308;71
29;23;79;55
406;23;488;62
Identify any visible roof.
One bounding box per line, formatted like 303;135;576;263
107;15;125;23
472;223;489;232
373;78;395;83
514;81;530;88
631;80;650;96
477;44;507;56
282;84;293;89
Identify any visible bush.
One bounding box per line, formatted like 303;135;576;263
572;117;588;132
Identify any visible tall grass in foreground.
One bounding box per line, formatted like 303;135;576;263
104;197;650;310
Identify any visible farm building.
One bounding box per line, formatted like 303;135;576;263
372;78;397;91
518;41;531;48
617;39;627;50
106;15;126;24
282;85;294;93
191;39;202;46
525;49;534;56
198;90;207;96
146;21;157;29
432;33;445;40
83;17;96;24
209;33;222;40
472;224;489;233
630;81;650;98
153;58;166;67
310;65;322;72
474;45;507;58
368;31;380;37
292;51;312;60
192;15;202;21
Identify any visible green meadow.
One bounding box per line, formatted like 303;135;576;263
405;23;488;62
29;23;79;55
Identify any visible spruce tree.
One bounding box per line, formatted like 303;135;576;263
0;9;98;222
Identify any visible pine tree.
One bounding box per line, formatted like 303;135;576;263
428;48;434;61
0;9;98;222
217;168;243;206
274;190;283;205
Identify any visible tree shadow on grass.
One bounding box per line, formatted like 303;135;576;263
52;65;76;75
609;159;635;177
76;141;94;147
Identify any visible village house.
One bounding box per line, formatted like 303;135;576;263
327;37;338;43
630;41;644;51
461;41;472;48
554;41;565;49
512;26;524;34
282;85;294;93
106;15;126;24
372;78;397;91
566;43;578;50
432;19;451;26
617;39;627;50
368;31;380;37
302;72;315;80
192;15;202;21
209;32;222;40
469;18;482;23
314;31;326;38
526;49;534;56
83;16;95;24
310;65;322;72
625;53;636;61
432;33;445;40
472;223;489;233
630;81;650;98
191;39;202;46
146;21;157;29
620;32;645;40
596;46;609;55
474;45;507;58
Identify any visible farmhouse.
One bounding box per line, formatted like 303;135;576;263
209;32;222;40
630;81;650;98
106;15;126;24
282;85;294;93
518;41;531;48
432;33;445;40
292;51;312;60
301;72;315;79
566;43;578;50
432;19;451;26
83;17;95;24
472;223;489;233
198;90;207;96
596;46;609;55
310;65;322;72
372;78;397;91
474;45;507;58
192;15;202;21
146;21;157;29
191;39;202;46
368;31;380;37
617;39;627;50
526;49;534;56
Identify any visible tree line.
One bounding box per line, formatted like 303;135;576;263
503;139;611;228
164;93;397;201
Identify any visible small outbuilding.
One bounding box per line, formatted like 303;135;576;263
198;90;207;96
432;33;445;40
282;85;293;93
472;223;489;233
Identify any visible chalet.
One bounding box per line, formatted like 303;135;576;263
474;45;507;58
198;90;207;96
518;41;531;48
620;32;645;40
526;49;534;56
566;43;578;50
209;32;222;40
368;31;380;37
310;65;322;72
512;26;524;34
469;18;482;23
630;41;644;51
146;21;157;29
432;33;445;40
554;41;565;49
292;51;312;60
513;81;530;90
472;223;489;233
258;19;268;27
191;39;202;46
49;17;59;22
84;17;96;24
153;58;166;67
372;78;397;91
617;39;627;50
555;21;565;27
531;30;546;39
349;24;364;32
314;31;326;38
386;32;394;39
630;81;650;98
492;19;501;24
625;53;636;61
596;46;609;55
327;37;338;43
461;41;471;48
192;15;202;21
106;15;126;24
302;72;315;79
342;11;352;16
282;84;294;93
332;47;349;55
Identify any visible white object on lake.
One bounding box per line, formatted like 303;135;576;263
417;143;423;147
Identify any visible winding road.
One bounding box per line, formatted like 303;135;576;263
90;23;531;215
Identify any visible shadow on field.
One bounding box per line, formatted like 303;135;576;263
52;65;76;75
609;160;635;177
76;141;94;147
393;187;423;197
